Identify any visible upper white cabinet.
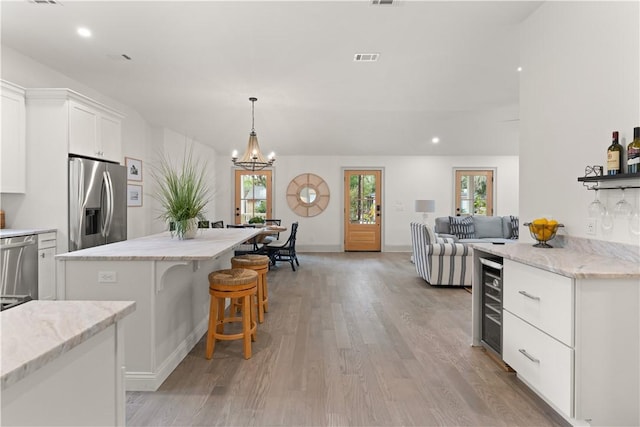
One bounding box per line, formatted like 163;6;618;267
1;80;26;193
68;97;123;162
27;88;124;163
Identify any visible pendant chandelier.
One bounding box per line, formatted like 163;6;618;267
232;97;275;171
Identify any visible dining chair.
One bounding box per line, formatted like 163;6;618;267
227;224;263;255
264;219;282;240
211;220;224;228
266;222;299;271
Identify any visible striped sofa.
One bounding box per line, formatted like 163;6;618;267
410;222;472;287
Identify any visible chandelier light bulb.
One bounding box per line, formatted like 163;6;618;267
232;150;238;159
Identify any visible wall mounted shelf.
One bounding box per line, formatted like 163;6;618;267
578;172;640;190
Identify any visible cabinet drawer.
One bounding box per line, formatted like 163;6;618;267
503;310;573;417
38;232;57;249
503;259;573;346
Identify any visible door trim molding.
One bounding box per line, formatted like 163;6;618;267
341;167;385;251
452;167;497;216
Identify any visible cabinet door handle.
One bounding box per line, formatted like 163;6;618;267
518;290;540;301
40;252;45;258
518;348;540;363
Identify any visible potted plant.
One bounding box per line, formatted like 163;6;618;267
151;147;210;239
248;216;265;225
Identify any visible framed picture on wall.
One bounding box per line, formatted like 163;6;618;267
125;157;143;182
127;184;143;207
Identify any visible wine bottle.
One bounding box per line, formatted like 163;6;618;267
628;126;640;174
607;131;622;175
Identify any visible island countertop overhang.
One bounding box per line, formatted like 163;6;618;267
56;228;260;261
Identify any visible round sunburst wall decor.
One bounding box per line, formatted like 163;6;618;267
286;173;330;217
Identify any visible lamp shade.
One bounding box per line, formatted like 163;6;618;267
415;200;435;213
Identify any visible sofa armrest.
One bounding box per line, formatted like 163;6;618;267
429;242;470;256
435;233;458;243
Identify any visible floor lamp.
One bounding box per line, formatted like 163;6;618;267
415;200;436;226
411;199;436;264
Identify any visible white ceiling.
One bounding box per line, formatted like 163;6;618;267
1;0;542;156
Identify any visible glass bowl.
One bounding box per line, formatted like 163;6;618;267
523;222;564;248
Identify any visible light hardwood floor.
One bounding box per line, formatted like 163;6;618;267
127;252;569;426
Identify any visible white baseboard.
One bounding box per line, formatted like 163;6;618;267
125;317;209;391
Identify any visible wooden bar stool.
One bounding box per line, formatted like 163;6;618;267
206;268;258;360
231;254;270;324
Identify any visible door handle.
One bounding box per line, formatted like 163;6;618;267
0;238;36;250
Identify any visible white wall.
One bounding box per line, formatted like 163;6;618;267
520;2;640;246
216;154;519;251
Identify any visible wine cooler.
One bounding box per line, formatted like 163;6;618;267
480;257;503;356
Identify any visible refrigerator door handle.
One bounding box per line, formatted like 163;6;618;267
103;170;115;237
69;160;85;250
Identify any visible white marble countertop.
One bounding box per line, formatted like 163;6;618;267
56;228;260;261
471;242;640;279
1;300;135;390
0;228;57;239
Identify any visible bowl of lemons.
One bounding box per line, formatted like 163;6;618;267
523;218;564;248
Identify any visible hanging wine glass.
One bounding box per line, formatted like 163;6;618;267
601;210;614;233
614;188;633;218
587;190;606;218
629;210;640;236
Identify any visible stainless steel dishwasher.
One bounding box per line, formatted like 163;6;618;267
1;234;38;306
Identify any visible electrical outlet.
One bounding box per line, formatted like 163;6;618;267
98;271;117;283
586;218;596;235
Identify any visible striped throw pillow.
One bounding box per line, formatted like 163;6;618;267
510;215;519;239
449;216;476;239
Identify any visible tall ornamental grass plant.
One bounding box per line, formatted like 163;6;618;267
152;147;210;239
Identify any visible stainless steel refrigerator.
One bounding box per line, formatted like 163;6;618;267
69;156;127;251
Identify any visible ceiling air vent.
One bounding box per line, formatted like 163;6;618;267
29;0;63;4
354;53;379;62
371;0;394;5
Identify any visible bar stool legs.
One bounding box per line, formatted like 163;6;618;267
206;268;258;360
231;255;270;324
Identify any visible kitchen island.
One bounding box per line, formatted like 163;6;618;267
56;227;259;391
470;242;640;426
1;300;135;426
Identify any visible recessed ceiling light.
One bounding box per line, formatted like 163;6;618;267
431;137;440;144
77;27;92;38
517;66;523;72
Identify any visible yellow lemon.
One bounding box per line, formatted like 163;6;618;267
533;218;548;225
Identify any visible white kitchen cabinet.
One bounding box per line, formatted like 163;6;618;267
37;232;57;300
0;80;26;193
1;301;134;427
503;310;574;416
68;97;122;162
502;258;639;426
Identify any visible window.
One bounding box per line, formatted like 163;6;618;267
454;169;494;216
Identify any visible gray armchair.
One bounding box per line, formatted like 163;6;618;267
410;222;472;286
